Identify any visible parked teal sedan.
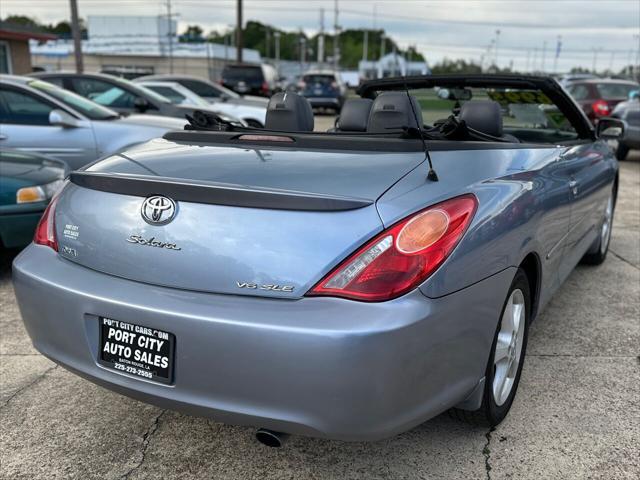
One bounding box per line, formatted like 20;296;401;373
0;149;67;249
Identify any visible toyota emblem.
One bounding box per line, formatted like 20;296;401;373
141;195;177;226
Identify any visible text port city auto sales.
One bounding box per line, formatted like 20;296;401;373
103;327;169;369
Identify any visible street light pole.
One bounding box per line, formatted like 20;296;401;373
69;0;83;73
494;29;500;68
166;0;174;73
236;0;243;63
318;8;325;64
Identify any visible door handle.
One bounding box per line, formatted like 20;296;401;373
569;180;578;196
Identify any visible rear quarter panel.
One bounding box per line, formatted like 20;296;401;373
377;144;616;307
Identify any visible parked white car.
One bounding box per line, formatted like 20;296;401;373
0;75;186;170
139;80;267;128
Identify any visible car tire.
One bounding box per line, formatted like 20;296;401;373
615;143;629;161
581;186;616;265
450;268;530;427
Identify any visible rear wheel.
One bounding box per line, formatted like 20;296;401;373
582;187;615;265
451;269;530;427
615;143;629;161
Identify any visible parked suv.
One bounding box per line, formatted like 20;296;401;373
221;64;278;97
298;71;347;113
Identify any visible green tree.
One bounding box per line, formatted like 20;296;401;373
430;58;483;74
180;25;204;43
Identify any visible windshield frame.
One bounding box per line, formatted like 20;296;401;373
358;74;595;140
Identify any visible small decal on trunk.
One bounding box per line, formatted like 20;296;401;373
63;224;80;240
236;282;295;293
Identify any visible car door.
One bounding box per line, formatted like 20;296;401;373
0;85;97;170
556;142;613;282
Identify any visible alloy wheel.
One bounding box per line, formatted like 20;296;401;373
492;288;526;406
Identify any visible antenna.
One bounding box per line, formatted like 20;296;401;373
403;78;438;182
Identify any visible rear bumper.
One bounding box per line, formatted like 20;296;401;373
305;96;342;108
13;245;514;440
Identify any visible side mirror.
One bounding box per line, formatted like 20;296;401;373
219;93;230;102
133;97;150;112
49;109;79;128
596;117;625;140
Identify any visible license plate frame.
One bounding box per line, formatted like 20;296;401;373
98;317;175;385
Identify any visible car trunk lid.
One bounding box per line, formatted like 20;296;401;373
54;138;424;298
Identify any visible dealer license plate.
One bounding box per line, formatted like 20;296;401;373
98;317;175;384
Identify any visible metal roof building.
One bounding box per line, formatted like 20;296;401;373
30;15;262;80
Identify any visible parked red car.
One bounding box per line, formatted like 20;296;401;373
566;79;639;123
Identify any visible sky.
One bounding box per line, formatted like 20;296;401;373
2;0;639;72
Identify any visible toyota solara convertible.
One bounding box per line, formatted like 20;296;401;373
13;75;623;446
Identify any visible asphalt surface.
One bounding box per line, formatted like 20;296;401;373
1;152;638;480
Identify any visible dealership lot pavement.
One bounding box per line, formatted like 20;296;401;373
1;154;638;480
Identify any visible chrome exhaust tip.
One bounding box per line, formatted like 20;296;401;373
255;428;289;447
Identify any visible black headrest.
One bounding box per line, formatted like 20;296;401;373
265;92;314;132
459;100;503;138
336;98;373;132
367;92;423;133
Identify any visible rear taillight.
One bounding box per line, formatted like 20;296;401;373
307;195;478;301
297;81;306;89
330;81;338;89
261;81;269;94
34;196;59;251
592;100;610;117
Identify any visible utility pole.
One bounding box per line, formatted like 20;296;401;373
299;32;306;70
265;26;270;59
165;0;174;73
362;30;368;61
236;0;243;63
69;0;83;73
553;35;561;73
592;48;600;74
525;49;531;72
274;31;281;71
333;0;340;70
318;8;325;65
541;41;547;72
380;33;386;60
608;51;615;73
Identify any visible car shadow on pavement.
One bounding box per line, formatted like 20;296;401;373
0;248;21;282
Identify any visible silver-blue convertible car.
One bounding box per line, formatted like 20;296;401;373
13;75;623;446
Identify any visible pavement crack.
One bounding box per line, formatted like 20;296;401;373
482;427;495;480
0;365;57;411
120;409;166;480
609;249;640;270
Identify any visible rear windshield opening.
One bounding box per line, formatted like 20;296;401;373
596;83;638;100
303;75;336;84
223;66;263;81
